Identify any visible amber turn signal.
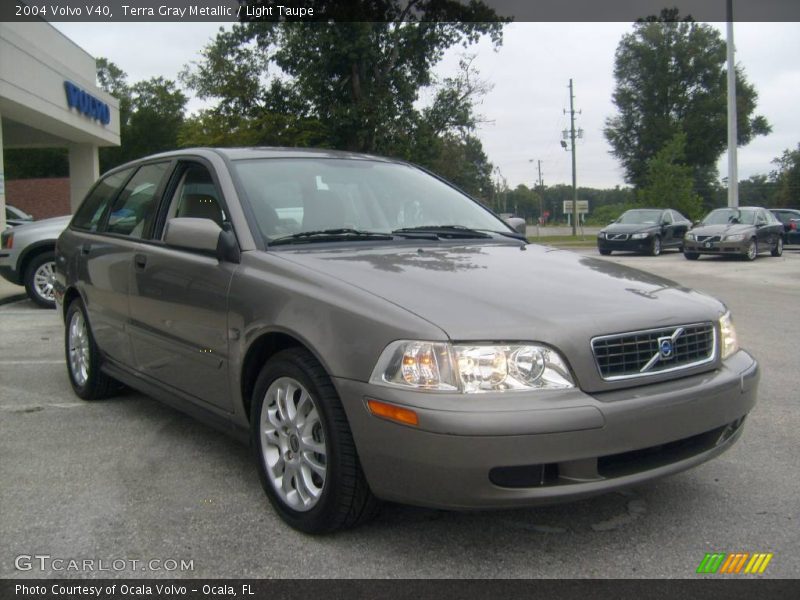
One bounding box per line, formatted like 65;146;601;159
367;399;419;426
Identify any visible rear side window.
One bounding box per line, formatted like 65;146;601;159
71;168;134;231
106;162;170;238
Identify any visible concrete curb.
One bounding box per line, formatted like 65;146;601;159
0;294;28;306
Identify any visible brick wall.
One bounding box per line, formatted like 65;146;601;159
6;178;71;219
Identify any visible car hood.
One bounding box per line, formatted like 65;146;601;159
602;223;659;234
273;242;724;340
690;223;754;236
11;215;71;237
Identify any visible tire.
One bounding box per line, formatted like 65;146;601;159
24;251;57;309
251;348;379;533
64;299;118;400
649;235;662;256
598;248;612;256
744;238;758;261
684;251;699;261
771;236;783;257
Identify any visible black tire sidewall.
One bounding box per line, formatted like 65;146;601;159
250;350;353;534
24;251;56;308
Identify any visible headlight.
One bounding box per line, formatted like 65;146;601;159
630;232;649;239
597;232;605;239
723;234;746;242
370;341;575;393
719;312;739;360
685;233;695;241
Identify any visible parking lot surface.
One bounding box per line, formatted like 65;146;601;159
1;247;798;578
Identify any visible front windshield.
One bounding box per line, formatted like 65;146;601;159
231;158;509;242
617;209;663;225
702;209;756;226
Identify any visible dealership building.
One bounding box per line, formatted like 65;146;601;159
0;22;120;228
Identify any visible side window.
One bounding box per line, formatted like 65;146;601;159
755;211;767;226
106;162;170;238
662;211;673;224
71;168;134;231
162;164;226;237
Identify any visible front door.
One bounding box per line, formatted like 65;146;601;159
127;162;237;411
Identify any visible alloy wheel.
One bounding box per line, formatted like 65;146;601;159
260;376;328;511
67;310;90;387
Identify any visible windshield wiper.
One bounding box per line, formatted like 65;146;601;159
391;225;493;239
268;228;394;246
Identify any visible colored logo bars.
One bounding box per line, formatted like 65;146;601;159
696;552;773;574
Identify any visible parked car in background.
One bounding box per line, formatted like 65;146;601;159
597;208;691;256
683;207;784;261
0;215;71;307
5;205;34;228
769;208;800;246
55;148;758;533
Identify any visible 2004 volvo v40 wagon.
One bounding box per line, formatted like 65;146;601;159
55;148;759;533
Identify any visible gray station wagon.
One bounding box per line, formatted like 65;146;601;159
54;148;759;533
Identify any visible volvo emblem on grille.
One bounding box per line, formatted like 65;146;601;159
640;327;685;373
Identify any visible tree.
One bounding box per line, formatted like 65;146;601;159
637;132;703;219
770;144;800;207
96;59;187;172
180;3;504;198
605;9;770;196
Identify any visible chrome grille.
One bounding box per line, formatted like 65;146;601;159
696;235;721;243
592;323;716;381
607;233;629;241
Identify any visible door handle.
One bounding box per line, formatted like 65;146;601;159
134;254;148;270
80;243;91;255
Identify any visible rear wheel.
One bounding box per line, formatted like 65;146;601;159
744;239;758;261
24;251;56;308
771;236;783;257
65;299;118;400
251;348;378;533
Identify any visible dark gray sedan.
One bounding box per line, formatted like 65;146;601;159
683;207;784;260
54;148;758;533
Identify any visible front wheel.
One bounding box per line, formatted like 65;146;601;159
684;251;699;261
65;299;119;400
251;348;378;533
744;239;758;261
771;236;783;257
649;235;662;256
598;248;612;256
24;251;56;308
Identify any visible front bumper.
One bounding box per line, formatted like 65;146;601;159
684;239;748;256
597;236;652;253
0;257;21;286
335;350;758;509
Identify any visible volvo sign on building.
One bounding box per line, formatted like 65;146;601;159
0;22;120;228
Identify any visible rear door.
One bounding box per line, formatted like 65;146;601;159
127;161;238;412
67;167;137;365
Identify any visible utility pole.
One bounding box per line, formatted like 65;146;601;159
536;160;544;226
726;0;739;207
568;79;578;235
562;80;581;235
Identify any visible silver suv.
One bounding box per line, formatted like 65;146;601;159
55;148;759;533
1;215;71;307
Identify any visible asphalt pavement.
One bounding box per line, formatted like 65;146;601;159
1;246;798;579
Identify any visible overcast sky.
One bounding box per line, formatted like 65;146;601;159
53;21;800;190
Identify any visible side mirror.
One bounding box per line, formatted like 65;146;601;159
164;217;240;263
504;217;527;235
